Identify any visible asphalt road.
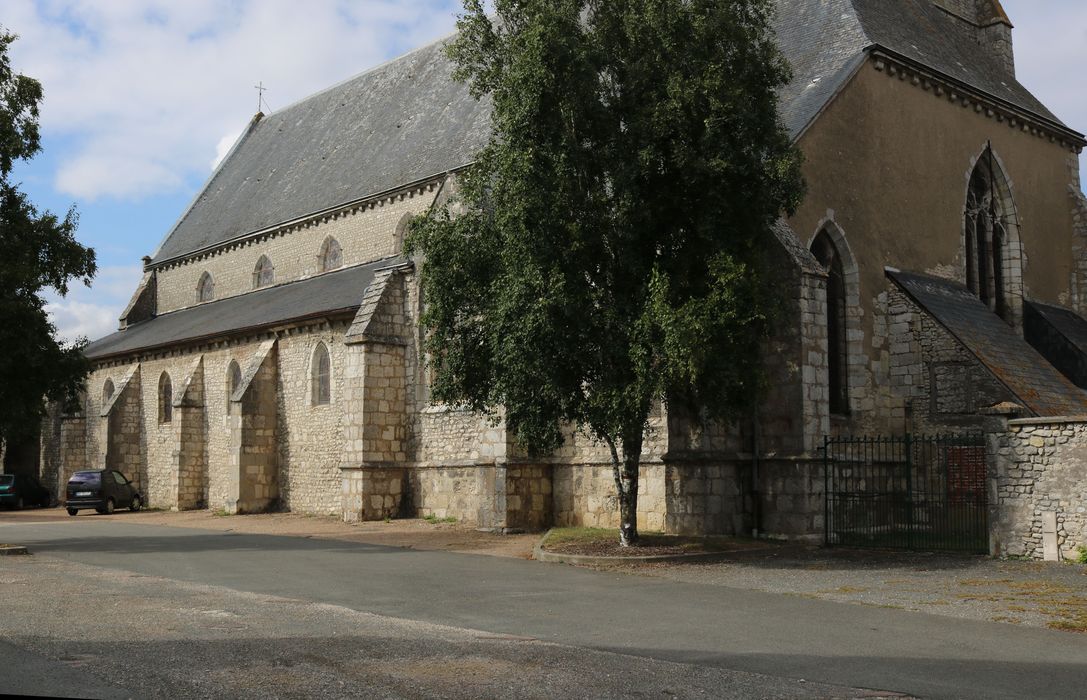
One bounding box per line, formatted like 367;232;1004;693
3;516;1086;699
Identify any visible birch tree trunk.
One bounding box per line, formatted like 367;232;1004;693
611;427;644;547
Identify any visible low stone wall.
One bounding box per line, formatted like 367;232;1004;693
988;417;1087;560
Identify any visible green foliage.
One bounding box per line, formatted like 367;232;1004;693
423;514;458;524
0;30;96;443
407;1;803;541
1076;545;1087;565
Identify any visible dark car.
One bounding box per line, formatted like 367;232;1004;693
66;470;142;515
0;473;52;509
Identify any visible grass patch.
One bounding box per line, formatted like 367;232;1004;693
541;526;762;556
1076;546;1087;565
423;514;457;524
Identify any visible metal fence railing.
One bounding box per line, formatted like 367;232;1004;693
823;433;988;554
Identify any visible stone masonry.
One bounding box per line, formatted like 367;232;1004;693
988;416;1087;560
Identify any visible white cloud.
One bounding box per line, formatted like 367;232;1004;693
44;265;146;343
211;128;244;170
4;0;460;200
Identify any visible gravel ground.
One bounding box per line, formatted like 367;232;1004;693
0;554;908;699
587;544;1087;632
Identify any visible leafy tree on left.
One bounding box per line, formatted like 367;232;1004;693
0;30;96;444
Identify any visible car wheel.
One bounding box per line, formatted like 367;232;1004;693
130;496;142;512
67;507;78;516
104;498;115;515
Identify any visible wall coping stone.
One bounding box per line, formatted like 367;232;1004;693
1007;416;1087;427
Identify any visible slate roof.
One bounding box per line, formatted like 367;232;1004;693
774;0;1068;139
150;37;493;264
1027;301;1087;355
148;1;1078;267
84;259;395;360
887;269;1087;417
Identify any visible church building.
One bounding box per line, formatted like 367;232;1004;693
35;0;1087;545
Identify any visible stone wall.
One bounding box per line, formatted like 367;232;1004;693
885;286;1013;433
101;366;148;494
988;416;1087;560
552;463;666;531
154;188;431;314
754;458;825;539
664;461;747;535
83;324;352;514
411;465;481;522
228;340;279;513
174;358;208;509
276;326;348;515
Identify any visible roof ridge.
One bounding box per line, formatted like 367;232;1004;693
263;30;457;120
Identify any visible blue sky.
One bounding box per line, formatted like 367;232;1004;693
4;0;1087;343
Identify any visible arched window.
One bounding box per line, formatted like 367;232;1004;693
227;360;242;406
811;230;849;416
252;255;274;289
103;379;115;404
318;236;343;272
965;148;1010;319
158;372;173;423
393;213;413;254
311;343;331;406
197;271;215;302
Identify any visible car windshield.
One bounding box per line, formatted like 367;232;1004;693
0;475;13;486
70;471;101;486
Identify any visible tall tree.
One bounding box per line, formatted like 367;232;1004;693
408;0;803;545
0;30;96;445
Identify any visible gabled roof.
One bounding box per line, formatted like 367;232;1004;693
85;258;396;361
887;269;1087;417
150;37;492;265
775;0;1067;139
149;1;1076;267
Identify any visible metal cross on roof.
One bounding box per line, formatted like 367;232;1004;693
254;81;268;113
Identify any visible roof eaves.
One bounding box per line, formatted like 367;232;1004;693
148;167;465;270
870;46;1086;146
88;305;361;363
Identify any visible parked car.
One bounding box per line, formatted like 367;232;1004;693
0;473;52;509
65;470;142;515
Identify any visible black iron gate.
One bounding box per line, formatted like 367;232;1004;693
823;434;989;553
